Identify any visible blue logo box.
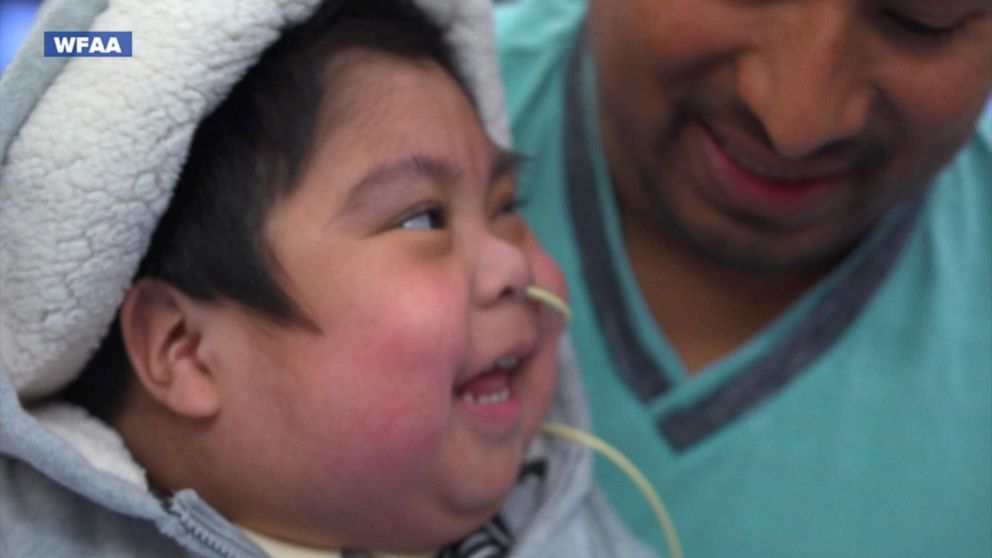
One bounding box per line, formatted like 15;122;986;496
44;31;132;57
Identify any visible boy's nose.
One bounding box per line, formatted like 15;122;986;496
473;231;532;307
736;1;875;159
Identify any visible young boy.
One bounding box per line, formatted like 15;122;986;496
0;0;656;556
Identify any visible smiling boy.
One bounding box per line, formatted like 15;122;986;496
113;47;563;551
0;1;655;556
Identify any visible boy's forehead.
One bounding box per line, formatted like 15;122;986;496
258;44;522;234
312;49;468;143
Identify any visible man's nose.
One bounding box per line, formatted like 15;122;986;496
472;230;532;307
736;1;875;159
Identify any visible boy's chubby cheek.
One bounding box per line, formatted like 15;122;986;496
299;348;459;480
293;281;466;415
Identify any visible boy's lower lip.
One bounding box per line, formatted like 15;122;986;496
695;122;844;221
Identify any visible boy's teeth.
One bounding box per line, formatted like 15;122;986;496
456;356;520;405
495;356;519;370
461;387;511;405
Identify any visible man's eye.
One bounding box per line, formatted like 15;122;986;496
884;10;964;41
399;207;446;230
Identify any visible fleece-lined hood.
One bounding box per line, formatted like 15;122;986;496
0;0;508;502
0;0;509;402
0;0;508;514
0;1;656;557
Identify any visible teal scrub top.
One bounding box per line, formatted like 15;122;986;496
495;1;992;556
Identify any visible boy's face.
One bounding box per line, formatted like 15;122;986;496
206;51;565;550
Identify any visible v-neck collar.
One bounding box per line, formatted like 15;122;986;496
563;28;924;451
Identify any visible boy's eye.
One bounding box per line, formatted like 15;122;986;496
398;206;446;230
495;195;529;218
883;9;966;41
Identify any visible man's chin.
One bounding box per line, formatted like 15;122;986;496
669;214;860;275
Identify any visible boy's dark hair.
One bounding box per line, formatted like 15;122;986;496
62;0;473;421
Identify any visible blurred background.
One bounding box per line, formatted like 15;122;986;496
2;0;991;106
1;0;42;73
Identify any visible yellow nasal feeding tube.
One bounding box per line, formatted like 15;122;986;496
525;284;685;558
524;285;572;320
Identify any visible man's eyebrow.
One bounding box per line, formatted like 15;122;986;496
344;154;461;212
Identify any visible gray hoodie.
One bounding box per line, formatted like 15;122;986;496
0;1;658;556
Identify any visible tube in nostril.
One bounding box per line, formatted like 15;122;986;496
525;285;571;320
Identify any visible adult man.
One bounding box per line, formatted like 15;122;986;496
495;0;991;555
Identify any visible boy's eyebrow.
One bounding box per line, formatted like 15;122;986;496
343;154;461;212
343;147;524;214
491;146;524;183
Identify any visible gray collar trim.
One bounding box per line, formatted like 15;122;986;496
563;34;672;401
564;30;923;451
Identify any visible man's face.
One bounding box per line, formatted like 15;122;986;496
589;0;992;270
208;51;565;550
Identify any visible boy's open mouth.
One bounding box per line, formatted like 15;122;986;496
454;355;522;405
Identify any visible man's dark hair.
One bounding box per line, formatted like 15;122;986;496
62;0;473;421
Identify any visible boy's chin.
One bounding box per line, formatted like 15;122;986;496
446;470;517;522
346;504;506;555
413;469;520;548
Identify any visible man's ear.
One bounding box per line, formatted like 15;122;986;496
119;278;221;419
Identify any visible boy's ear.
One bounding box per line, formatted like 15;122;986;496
119;278;221;419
